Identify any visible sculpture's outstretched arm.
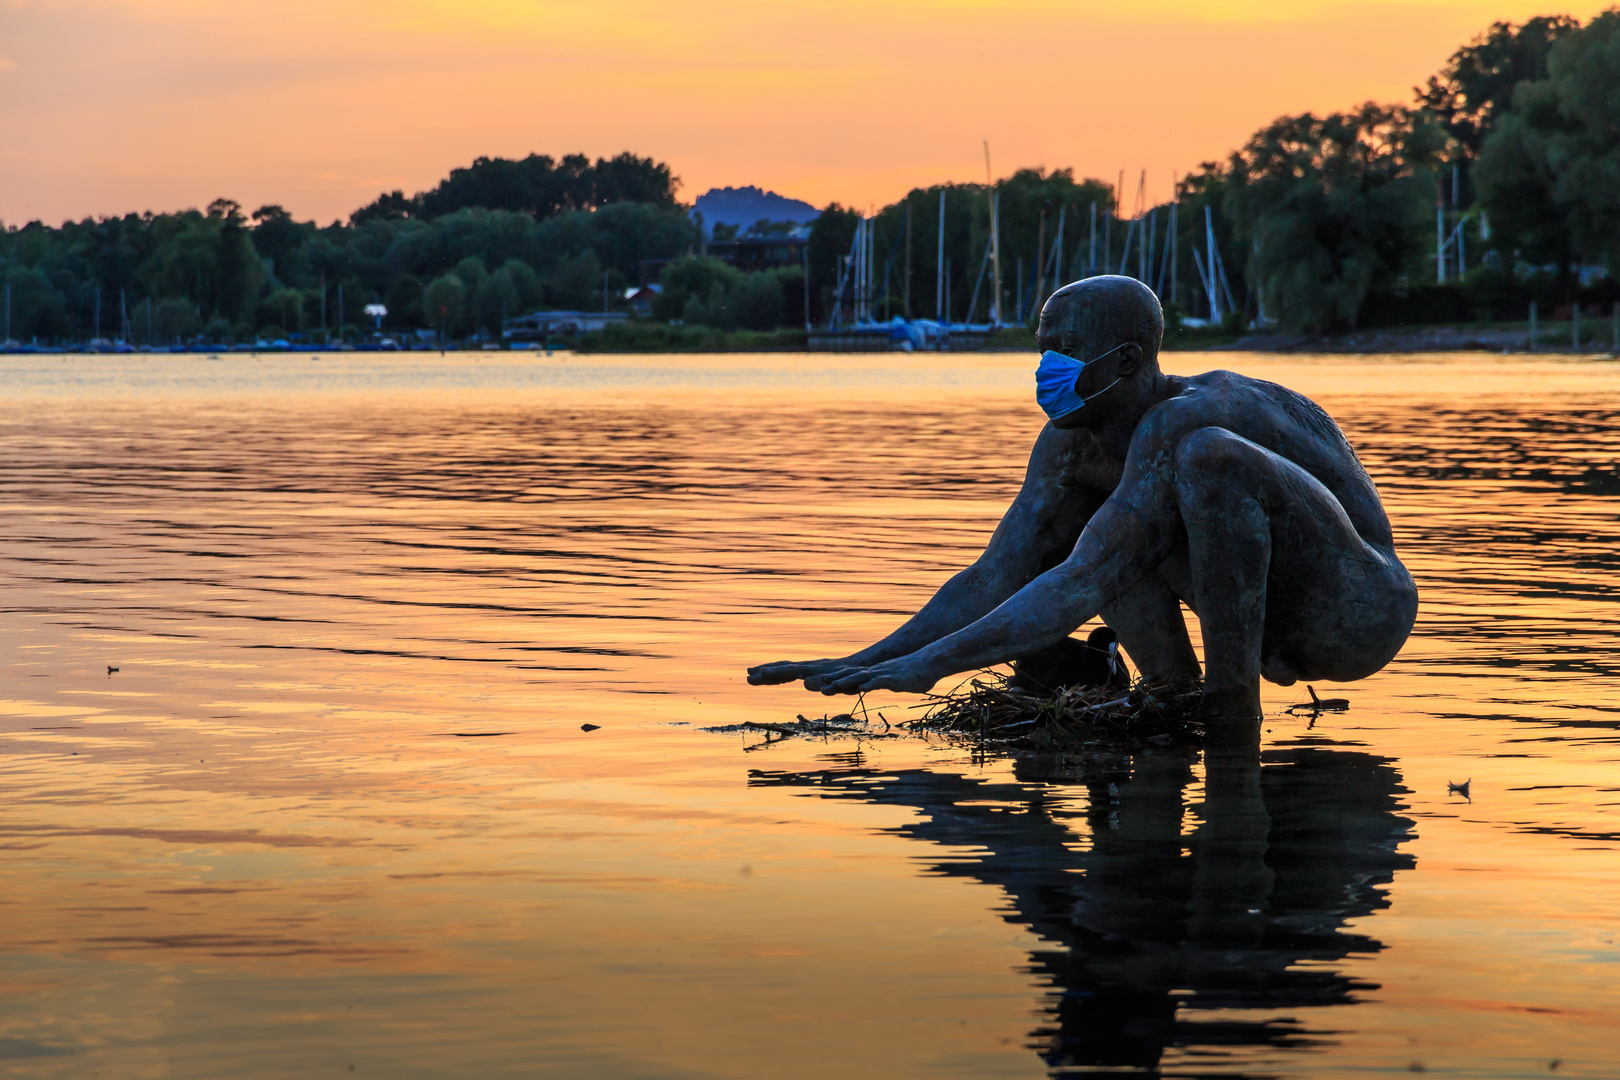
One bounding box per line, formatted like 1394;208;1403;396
747;425;1102;686
808;413;1186;695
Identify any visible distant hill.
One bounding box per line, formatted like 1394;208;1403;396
690;186;819;235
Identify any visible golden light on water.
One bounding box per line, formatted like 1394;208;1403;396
1;351;1618;1075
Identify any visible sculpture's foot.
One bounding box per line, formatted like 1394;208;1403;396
1194;684;1263;723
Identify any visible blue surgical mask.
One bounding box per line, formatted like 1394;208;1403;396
1035;342;1127;420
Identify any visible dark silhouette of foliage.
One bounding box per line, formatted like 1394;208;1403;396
417;152;678;221
350;190;419;226
1475;11;1620;269
1417;15;1581;164
1226;104;1444;332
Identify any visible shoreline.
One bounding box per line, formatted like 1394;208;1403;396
1215;323;1618;355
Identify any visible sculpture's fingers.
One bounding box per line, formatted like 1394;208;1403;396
816;669;868;695
803;666;851;691
747;662;800;685
859;671;914;694
836;670;875;693
748;659;828;685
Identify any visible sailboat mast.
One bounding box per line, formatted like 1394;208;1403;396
858;217;866;323
868;212;876;321
1089;202;1097;277
1032;210;1046;317
1205;206;1219;320
984;141;1001;325
936;190;946;321
904;201;912;318
1052;204;1066;292
1170;172;1178;306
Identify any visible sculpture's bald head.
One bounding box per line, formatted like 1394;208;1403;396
1037;275;1164;364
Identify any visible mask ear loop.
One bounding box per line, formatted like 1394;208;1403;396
1074;374;1123;407
1080;340;1129;365
1068;341;1131;408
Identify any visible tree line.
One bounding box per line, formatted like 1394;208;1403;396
0;154;695;344
806;12;1620;336
5;12;1620;344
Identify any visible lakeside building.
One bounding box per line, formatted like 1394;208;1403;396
502;310;628;342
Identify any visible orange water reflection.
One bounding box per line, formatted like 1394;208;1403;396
0;351;1616;1078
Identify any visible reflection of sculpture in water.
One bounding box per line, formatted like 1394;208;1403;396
752;726;1415;1073
749;276;1418;718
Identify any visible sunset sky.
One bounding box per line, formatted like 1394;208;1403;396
0;0;1609;225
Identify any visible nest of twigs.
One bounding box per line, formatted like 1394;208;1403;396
900;670;1206;750
710;672;1208;753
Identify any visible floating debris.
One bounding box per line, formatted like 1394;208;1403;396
580;723;601;732
704;700;898;750
1285;685;1349;716
902;670;1205;751
1448;778;1472;800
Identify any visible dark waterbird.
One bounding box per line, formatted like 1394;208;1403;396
1010;627;1130;694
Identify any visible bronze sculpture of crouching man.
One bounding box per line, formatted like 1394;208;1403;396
748;276;1417;720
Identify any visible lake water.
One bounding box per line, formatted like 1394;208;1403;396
0;350;1617;1079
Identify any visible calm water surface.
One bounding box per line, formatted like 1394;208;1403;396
0;350;1617;1078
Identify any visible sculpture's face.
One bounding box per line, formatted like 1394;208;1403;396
1036;300;1118;429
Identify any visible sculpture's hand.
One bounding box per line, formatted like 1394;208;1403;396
810;658;941;696
747;658;850;686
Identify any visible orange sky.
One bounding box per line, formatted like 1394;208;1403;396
0;0;1609;225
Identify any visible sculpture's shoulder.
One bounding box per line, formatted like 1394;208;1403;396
1148;370;1347;447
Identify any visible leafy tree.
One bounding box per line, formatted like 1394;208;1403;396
138;203;264;325
257;287;305;334
731;271;783;330
774;264;807;328
2;266;68;339
212;202;261;324
453;255;488;295
384;275;425;329
422;274;466;336
349;190;419;226
1475;12;1620;269
390;209;540;283
473;266;519;334
1226;103;1444;332
653;257;743;321
1418;16;1581;164
590;151;682;207
501;260;542;310
548;249;603;310
416;152;679;220
153;297;202;342
252;205;316;283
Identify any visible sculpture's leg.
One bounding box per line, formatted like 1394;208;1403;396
1100;565;1201;683
1171;427;1417;719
